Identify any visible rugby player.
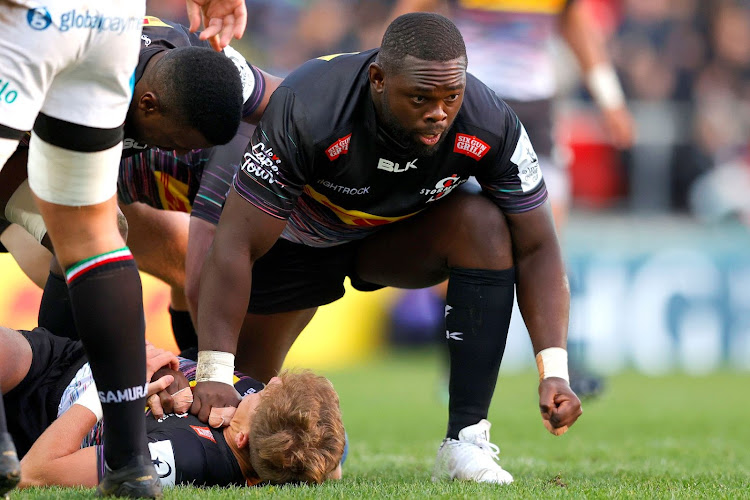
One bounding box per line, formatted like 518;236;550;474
191;13;583;484
0;0;251;493
0;325;345;489
387;0;635;398
0;16;281;351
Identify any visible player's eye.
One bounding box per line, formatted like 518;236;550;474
445;93;460;103
412;95;426;104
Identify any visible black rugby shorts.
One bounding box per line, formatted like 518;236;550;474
248;238;383;314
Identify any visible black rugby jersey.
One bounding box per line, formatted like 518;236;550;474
233;49;547;248
143;414;244;487
121;16;265;158
93;357;264;487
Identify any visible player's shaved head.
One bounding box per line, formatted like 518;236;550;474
378;12;467;73
149;46;243;146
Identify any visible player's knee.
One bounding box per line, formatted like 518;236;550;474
116;205;129;242
28;133;120;207
444;193;512;268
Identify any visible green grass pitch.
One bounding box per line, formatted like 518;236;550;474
13;349;750;499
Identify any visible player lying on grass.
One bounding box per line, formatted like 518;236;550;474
0;325;345;489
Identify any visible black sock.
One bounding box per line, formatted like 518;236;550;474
38;271;78;340
0;393;7;433
445;267;515;439
66;248;149;470
169;307;197;352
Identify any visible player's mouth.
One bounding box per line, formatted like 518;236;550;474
418;132;442;146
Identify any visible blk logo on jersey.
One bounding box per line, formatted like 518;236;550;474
190;425;217;443
326;134;351;161
377;158;417;173
453;134;490;160
421;174;467;203
123;138;149;151
241;142;284;186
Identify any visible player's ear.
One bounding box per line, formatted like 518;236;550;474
369;63;385;94
138;91;160;115
236;431;249;449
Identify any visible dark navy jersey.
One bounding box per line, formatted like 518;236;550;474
233;49;547;248
121;16;266;158
93;358;264;487
143;414;244;487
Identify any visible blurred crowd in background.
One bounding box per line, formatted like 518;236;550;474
146;0;750;222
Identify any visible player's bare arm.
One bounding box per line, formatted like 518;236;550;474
560;0;634;149
506;201;583;434
185;216;218;321
191;189;286;422
19;376;174;489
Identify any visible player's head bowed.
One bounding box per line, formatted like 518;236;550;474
156;46;243;144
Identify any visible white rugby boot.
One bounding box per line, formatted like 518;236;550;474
431;419;514;484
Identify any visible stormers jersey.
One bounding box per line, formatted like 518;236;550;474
121;16;266;157
233;49;547;248
451;0;576;100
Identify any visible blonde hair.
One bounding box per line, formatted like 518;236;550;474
247;370;345;484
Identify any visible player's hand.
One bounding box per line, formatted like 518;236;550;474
601;106;635;150
538;377;583;436
186;0;247;51
147;374;175;399
148;368;192;419
145;341;179;380
190;380;241;423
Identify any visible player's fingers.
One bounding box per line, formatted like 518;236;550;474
186;0;203;33
199;18;222;42
148;394;164;420
168;355;180;371
147;375;174;397
543;419;569;436
208;406;237;428
219;15;235;50
172;387;194;414
153;350;178;369
233;5;246;40
197;400;213;423
554;400;583;428
189;396;202;416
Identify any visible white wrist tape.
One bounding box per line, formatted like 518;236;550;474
586;64;626;110
535;347;569;383
74;383;103;421
196;350;235;385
